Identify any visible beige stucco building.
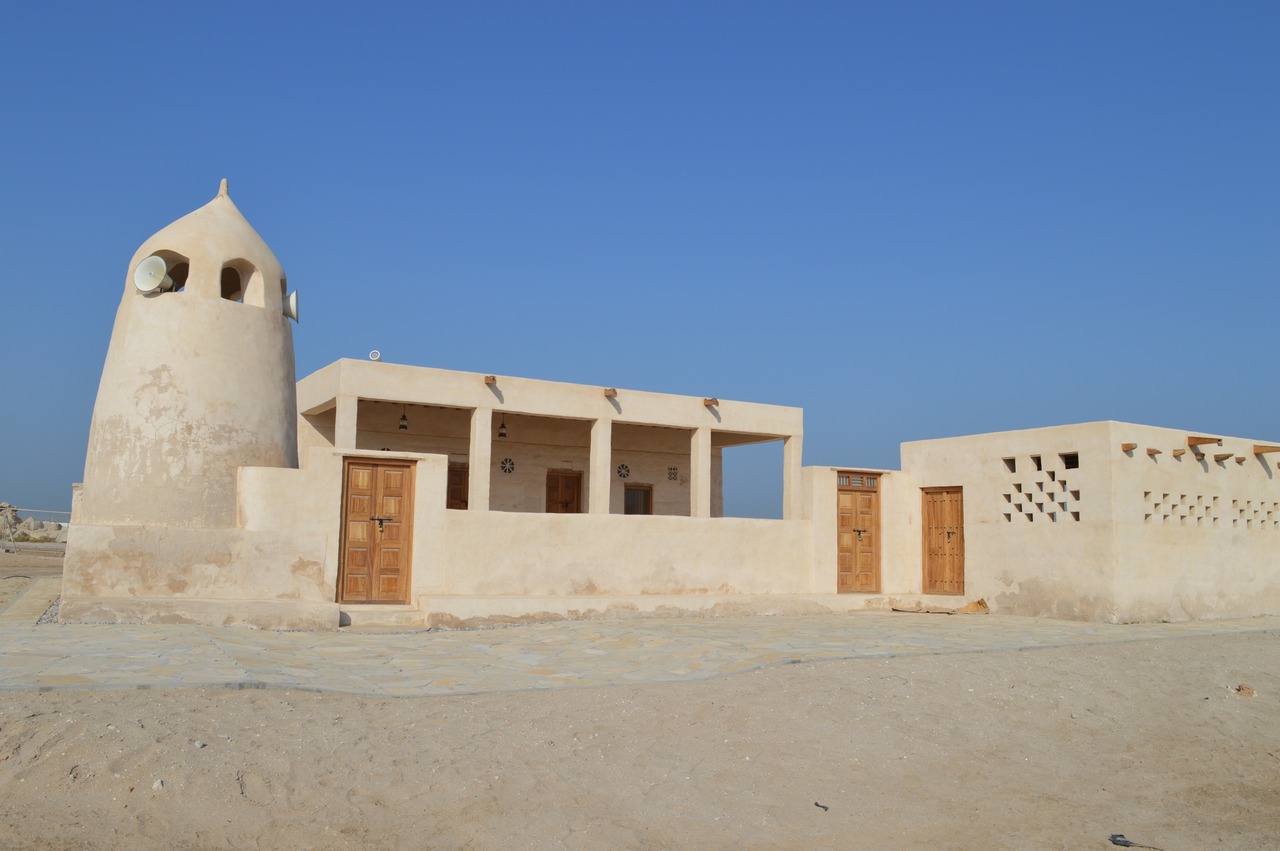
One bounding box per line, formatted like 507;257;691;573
61;185;1280;629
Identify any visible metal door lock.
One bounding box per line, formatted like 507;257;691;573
371;516;388;532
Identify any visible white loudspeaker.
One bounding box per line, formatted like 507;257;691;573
133;255;172;293
369;350;382;362
283;290;299;323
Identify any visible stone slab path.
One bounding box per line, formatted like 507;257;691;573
2;580;1277;697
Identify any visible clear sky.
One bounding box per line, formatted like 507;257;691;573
1;1;1276;517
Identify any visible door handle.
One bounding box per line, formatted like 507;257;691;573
371;516;388;532
946;530;954;542
853;528;866;540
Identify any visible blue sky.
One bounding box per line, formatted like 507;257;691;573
1;1;1276;516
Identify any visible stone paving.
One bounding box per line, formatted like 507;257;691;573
2;578;1278;697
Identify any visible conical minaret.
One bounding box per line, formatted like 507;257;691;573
77;180;299;528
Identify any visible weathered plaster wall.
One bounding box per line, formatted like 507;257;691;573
899;421;1280;622
873;469;922;595
79;295;297;528
1105;423;1280;621
900;423;1118;620
60;523;333;630
429;512;812;598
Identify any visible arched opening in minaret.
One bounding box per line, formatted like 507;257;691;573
220;259;261;305
139;250;189;293
220;267;243;302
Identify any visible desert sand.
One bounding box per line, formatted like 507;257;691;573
1;553;1278;849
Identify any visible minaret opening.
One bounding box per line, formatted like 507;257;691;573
220;267;244;302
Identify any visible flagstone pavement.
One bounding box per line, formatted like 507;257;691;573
2;579;1278;698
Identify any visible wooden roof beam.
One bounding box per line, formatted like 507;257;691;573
1188;435;1221;447
1146;447;1162;456
1253;444;1280;455
1121;443;1138;452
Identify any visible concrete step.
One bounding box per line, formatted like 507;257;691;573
339;604;429;629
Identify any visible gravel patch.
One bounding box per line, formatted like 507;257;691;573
37;596;60;625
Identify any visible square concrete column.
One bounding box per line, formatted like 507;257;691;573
690;426;713;518
782;434;803;520
468;408;492;511
588;418;613;514
334;395;358;449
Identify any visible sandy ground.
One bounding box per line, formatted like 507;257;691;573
0;550;62;611
2;628;1278;850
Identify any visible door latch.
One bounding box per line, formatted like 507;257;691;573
371;516;388;532
946;530;955;542
853;528;866;541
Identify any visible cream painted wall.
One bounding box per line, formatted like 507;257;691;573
898;421;1280;621
429;511;812;597
1105;423;1280;621
900;422;1118;619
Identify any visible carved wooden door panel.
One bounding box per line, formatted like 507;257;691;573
837;472;881;593
339;459;414;603
922;487;964;595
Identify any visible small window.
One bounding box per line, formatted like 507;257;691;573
1003;457;1016;473
1060;452;1079;469
624;484;653;515
1031;455;1042;471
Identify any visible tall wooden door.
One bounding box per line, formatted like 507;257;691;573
339;459;415;604
446;464;469;510
837;472;881;593
545;472;582;514
922;487;964;595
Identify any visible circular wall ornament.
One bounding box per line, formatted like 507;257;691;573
500;458;515;474
616;464;630;479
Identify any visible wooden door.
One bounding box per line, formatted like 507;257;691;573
922;487;964;595
837;472;881;593
447;464;469;510
545;471;582;514
339;459;415;604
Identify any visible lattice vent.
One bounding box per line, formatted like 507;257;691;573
1142;494;1279;529
1001;454;1081;523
